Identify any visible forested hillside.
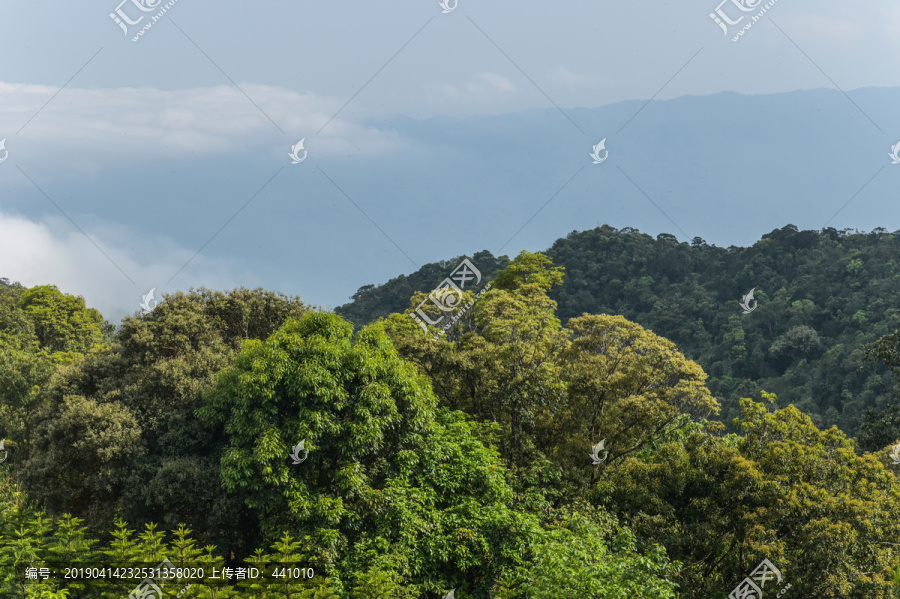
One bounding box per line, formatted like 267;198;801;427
336;250;510;327
3;251;900;597
337;225;900;435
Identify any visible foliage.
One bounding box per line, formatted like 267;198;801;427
8;241;900;598
15;285;109;356
340;225;900;435
384;251;718;484
860;331;900;452
598;394;900;598
22;286;309;557
549;314;718;488
0;282;111;456
492;507;678;599
199;310;540;596
334;251;509;328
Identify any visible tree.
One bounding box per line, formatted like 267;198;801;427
1;282;114;463
491;250;564;293
492;507;678;599
383;251;570;469
599;394;900;599
860;330;900;453
473;258;569;467
858;404;900;453
15;285;108;356
199;311;538;595
23;287;309;557
335;251;509;328
25;396;144;526
769;325;823;364
550;314;718;486
344;225;900;436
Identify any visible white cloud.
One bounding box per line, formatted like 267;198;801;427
550;66;614;90
883;6;900;40
781;11;861;43
0;82;405;171
0;210;242;324
471;73;517;94
435;72;518;100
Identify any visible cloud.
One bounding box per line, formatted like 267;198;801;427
882;6;900;40
469;73;517;94
550;66;614;90
435;72;518;100
0;82;405;171
783;12;861;42
0;209;242;324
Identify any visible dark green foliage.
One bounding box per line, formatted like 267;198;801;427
858;404;900;453
858;331;900;452
22;287;309;559
598;395;900;598
0;282;111;457
545;225;900;434
7;247;900;597
334;251;509;328
338;225;900;435
199;311;540;595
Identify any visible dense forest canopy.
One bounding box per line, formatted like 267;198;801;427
3;234;900;598
339;225;900;435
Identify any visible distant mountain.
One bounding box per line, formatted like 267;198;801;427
6;87;899;320
364;86;900;253
335;224;900;435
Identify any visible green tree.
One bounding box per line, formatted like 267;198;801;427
0;283;61;456
600;394;900;598
15;285;108;356
550;313;718;487
492;507;678;599
858;404;900;453
490;250;564;293
199;311;539;596
384;250;569;468
23;287;309;557
342;224;900;436
25;396;144;526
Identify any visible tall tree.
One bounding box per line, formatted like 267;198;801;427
15;285;108;357
199;311;542;596
23;287;309;557
599;394;900;599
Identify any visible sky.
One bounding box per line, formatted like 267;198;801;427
1;0;899;321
